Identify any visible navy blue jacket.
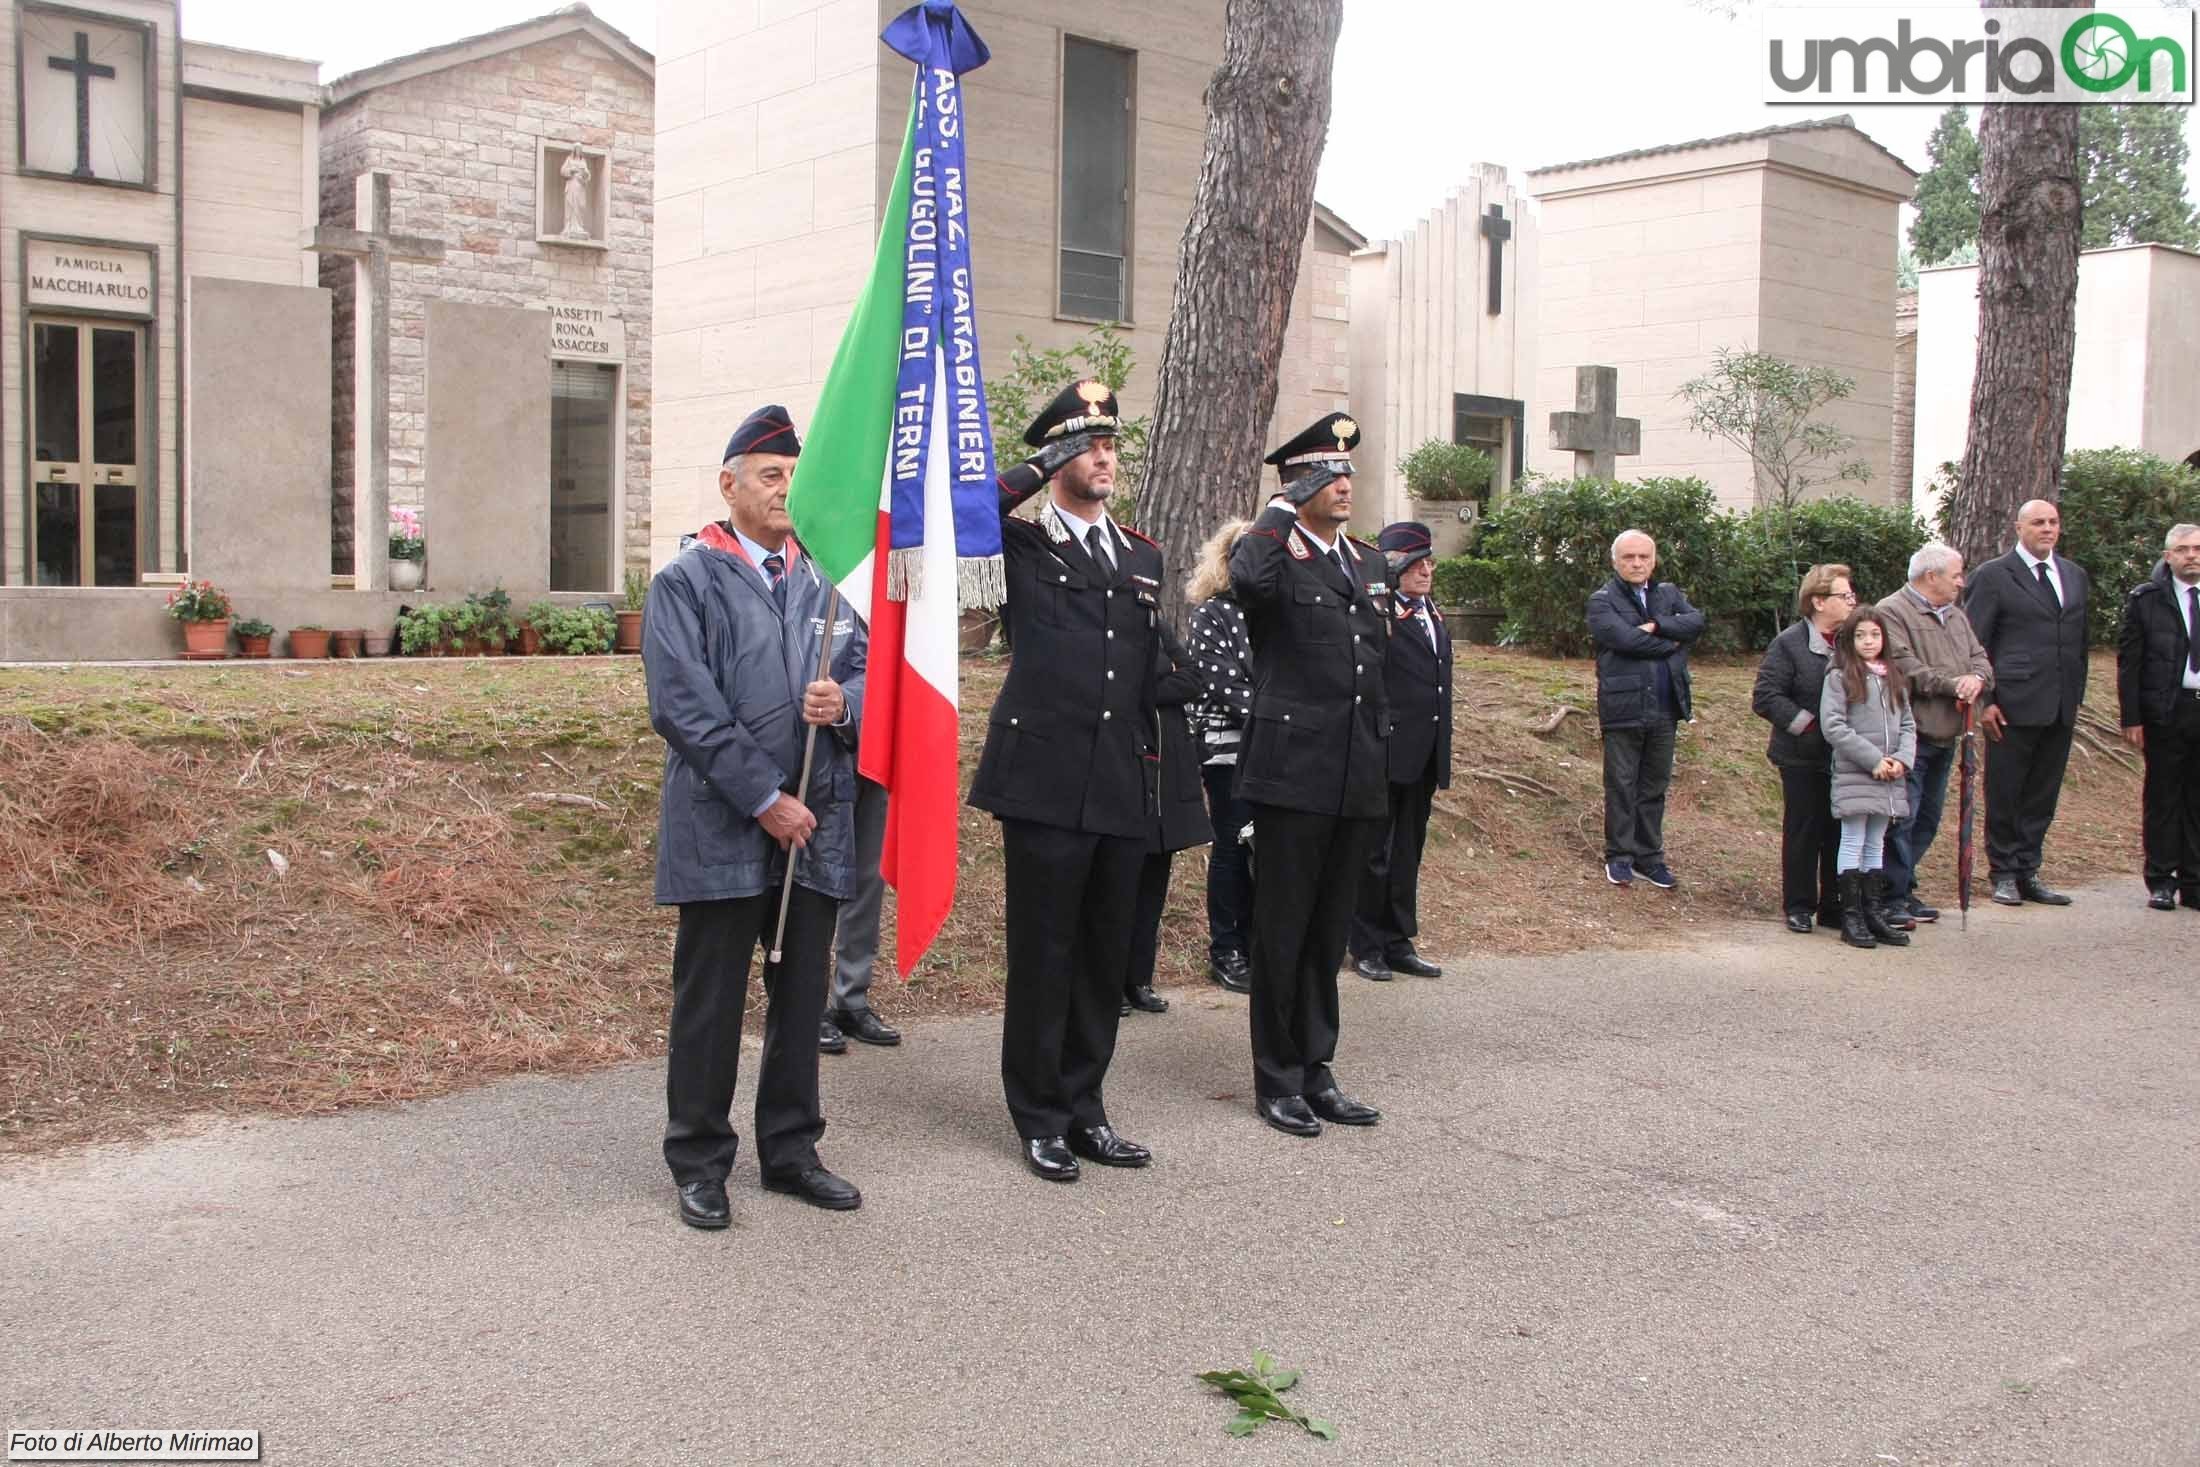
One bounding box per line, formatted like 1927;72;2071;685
644;530;866;905
1587;574;1705;729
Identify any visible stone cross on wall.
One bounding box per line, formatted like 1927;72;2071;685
305;171;444;591
1479;202;1510;316
47;31;116;179
1548;365;1641;480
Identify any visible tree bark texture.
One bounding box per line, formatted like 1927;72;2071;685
1136;0;1344;621
1949;0;2086;572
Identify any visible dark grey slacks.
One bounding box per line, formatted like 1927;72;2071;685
1602;719;1678;865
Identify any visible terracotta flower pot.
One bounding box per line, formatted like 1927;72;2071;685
180;619;231;659
288;628;332;659
237;633;272;659
615;609;643;654
331;629;365;658
362;633;392;657
517;626;543;656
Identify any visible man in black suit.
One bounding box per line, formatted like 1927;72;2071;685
1350;521;1453;981
2117;523;2200;911
1965;498;2092;906
1228;411;1389;1139
1587;530;1706;890
968;380;1165;1181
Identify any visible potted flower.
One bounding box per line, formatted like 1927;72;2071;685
166;579;233;659
235;617;275;658
289;625;332;659
520;601;560;656
1399;440;1496;560
389;508;426;592
617;567;648;654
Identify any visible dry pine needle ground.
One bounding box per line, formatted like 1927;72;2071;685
0;651;2141;1154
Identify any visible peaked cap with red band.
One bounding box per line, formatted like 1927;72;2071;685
723;404;802;462
1379;521;1435;574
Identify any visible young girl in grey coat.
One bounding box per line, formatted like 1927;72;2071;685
1820;606;1917;950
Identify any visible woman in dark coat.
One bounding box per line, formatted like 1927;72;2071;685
1751;563;1857;933
1122;619;1214;1015
1185;518;1256;993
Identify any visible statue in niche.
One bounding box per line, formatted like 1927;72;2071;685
560;152;594;241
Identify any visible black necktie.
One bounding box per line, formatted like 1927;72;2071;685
762;552;786;610
2035;560;2057;605
2189;586;2199;674
1090;525;1114;573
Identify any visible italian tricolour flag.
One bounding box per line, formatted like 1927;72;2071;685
787;4;1000;978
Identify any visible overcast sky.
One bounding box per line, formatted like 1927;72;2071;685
177;0;2189;245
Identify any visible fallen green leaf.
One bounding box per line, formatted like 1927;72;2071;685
1196;1351;1338;1442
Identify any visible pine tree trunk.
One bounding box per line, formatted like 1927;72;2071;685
1949;0;2086;571
1136;0;1344;621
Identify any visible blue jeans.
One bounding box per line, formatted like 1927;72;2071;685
1882;735;1955;901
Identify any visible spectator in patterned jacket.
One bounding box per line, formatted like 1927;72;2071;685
1186;517;1255;994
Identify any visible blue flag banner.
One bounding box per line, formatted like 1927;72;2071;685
881;0;1004;609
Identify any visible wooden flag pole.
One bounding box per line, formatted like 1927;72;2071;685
769;587;843;964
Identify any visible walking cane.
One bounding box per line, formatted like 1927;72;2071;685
768;586;843;965
1956;700;1978;933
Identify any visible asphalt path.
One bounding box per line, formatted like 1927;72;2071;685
4;884;2196;1466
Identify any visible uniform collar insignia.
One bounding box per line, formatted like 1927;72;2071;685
1287;528;1312;560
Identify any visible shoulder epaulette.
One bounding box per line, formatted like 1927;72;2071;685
1118;523;1160;549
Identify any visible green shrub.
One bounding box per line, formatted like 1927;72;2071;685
1478;475;1929;654
1399;440;1495;503
2052;449;2200;644
1932;449;2200;645
1430;556;1504;609
538;607;617;655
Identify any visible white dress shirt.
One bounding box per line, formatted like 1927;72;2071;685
1055;499;1115;570
2015;542;2065;606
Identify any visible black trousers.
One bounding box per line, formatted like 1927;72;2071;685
1124;849;1173;993
1247;804;1381;1100
664;885;837;1185
999;819;1143;1139
2141;695;2200;892
1350;774;1437;960
1602;719;1678;865
1201;762;1255;961
1984;718;2076;879
1777;763;1841;920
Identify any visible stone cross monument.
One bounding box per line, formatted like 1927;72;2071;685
305;170;445;590
1548;365;1641;480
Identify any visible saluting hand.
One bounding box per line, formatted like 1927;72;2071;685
760;793;817;850
803;679;845;726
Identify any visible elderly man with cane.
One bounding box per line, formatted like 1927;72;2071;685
644;405;867;1230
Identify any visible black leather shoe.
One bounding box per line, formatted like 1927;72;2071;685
676;1179;730;1230
1023;1136;1079;1182
1067;1124;1151;1167
1209;955;1252;994
829;1007;901;1046
761;1164;861;1211
1305;1087;1381;1125
2148;885;2178;911
1351;954;1393;982
1256;1096;1322;1137
1906;894;1940;923
1785;910;1814;934
2018;876;2073;906
1124;985;1169;1014
1387;949;1443;978
818;1018;847;1054
1119;999;1131;1016
1990;877;2023;906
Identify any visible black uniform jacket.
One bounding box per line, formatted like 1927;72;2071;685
2118;561;2197;728
967;472;1165;839
1152;620;1214;853
1227;502;1392;819
1384;595;1453;789
1965;549;2091;727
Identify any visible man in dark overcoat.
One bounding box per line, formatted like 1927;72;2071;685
968;381;1166;1182
1965;498;2092;906
1229;411;1389;1138
644;405;867;1230
2117;522;2200;911
1350;521;1453;981
1588;530;1705;890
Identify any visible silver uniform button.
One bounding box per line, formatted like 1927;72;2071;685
1058;574;1067;583
1283;714;1292;722
1106;670;1115;680
1354;695;1363;704
1010;717;1019;726
1107;630;1115;639
1355;665;1363;674
1106;590;1114;599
